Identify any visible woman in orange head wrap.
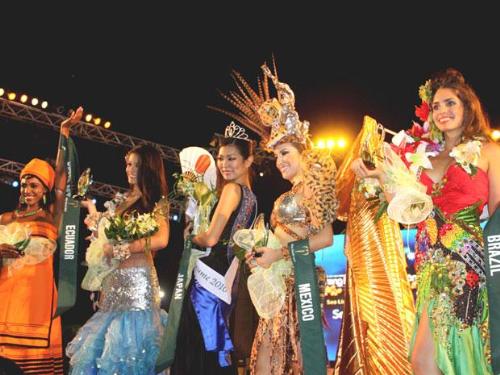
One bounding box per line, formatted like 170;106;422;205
0;107;83;374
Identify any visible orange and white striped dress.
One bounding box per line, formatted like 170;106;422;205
0;220;63;374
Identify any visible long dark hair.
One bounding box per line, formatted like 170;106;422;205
126;144;168;213
215;136;255;194
430;68;491;141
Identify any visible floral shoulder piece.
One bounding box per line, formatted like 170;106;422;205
449;139;483;176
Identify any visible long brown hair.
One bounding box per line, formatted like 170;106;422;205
430;68;491;141
126;144;168;213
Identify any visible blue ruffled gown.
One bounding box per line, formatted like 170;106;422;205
66;265;168;374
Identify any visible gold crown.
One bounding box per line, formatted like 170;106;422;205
210;62;311;151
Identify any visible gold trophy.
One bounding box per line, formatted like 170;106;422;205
73;168;93;200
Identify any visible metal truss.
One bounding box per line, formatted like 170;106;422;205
0;98;180;164
0;158;184;212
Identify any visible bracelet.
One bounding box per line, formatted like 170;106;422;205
85;212;102;232
144;236;151;253
112;243;131;261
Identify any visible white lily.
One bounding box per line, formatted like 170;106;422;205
406;142;433;175
449;140;482;174
392;130;415;147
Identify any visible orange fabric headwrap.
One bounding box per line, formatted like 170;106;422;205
20;158;55;191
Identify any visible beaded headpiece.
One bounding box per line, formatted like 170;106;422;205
211;62;311;151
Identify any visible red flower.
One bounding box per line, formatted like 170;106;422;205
409;122;425;138
417;221;426;233
415;101;430;122
466;270;479;288
400;141;418;156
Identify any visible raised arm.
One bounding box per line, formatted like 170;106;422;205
52;107;83;227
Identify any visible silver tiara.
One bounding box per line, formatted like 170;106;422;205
224;121;249;140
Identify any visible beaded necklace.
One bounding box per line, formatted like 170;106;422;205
15;207;43;218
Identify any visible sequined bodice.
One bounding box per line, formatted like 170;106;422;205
274;193;307;226
271;182;310;240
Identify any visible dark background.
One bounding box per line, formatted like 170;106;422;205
1;4;498;369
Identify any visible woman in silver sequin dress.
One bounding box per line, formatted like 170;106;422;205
66;144;170;374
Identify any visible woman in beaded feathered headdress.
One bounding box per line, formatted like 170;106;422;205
212;62;339;374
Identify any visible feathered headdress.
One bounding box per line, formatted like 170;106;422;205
210;61;311;151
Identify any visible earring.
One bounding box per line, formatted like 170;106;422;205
20;194;26;205
43;194;47;205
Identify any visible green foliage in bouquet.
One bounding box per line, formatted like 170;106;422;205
14;237;31;256
104;211;159;242
173;172;217;207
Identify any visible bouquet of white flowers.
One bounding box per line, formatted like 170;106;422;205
82;198;166;291
104;211;159;242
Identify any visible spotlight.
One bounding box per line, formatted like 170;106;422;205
0;88;4;96
170;213;182;223
31;98;39;106
92;198;97;204
85;114;93;122
20;94;28;103
492;129;500;141
316;140;325;149
7;92;16;100
41;101;48;109
337;138;347;148
259;172;264;177
159;289;165;299
326;139;335;149
56;106;65;114
12;180;19;188
94;117;101;126
104;121;111;129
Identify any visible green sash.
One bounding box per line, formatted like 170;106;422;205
290;239;327;375
55;135;81;316
155;237;195;371
484;207;500;374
